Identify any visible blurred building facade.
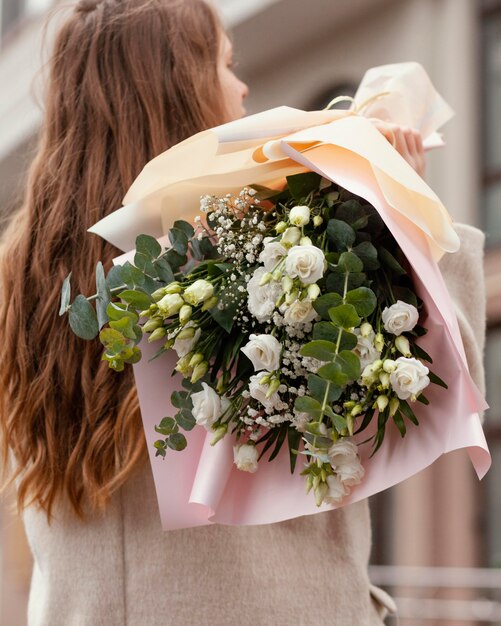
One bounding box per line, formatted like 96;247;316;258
0;0;500;624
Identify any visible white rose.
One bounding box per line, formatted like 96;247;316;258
157;293;184;317
233;443;259;473
289;205;311;226
247;267;283;323
283;298;318;326
327;439;365;487
285;245;325;285
280;226;302;247
382;300;419;336
248;373;281;410
389;356;430;400
324;474;349;504
183;279;214;305
258;241;287;271
173;324;202;358
241;333;282;372
353;328;381;370
191;382;225;429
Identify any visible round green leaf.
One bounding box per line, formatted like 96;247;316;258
328;304;360;329
338;251;363;273
300;340;338;361
345;287;377;317
118;289;152;310
327;219;356;250
69;295;99;340
167;432;188;451
313;293;343;319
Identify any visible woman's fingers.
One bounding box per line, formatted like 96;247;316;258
372;121;426;178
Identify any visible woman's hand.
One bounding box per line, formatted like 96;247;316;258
372;121;426;179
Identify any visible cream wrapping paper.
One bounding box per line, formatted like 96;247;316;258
98;62;490;530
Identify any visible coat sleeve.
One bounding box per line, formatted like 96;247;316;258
437;223;487;420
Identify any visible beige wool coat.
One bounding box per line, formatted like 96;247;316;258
22;223;486;626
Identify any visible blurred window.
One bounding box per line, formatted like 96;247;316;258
481;0;501;569
482;2;501;246
1;0;53;42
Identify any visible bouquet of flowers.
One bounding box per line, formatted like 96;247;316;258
60;62;490;529
62;171;446;507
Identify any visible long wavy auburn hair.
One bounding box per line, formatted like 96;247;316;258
0;0;227;520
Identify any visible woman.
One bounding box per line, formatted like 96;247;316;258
0;0;485;624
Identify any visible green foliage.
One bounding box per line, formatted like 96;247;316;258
59;273;72;316
344;287;377;317
286;172;322;201
69;295;99;340
326;219;356;251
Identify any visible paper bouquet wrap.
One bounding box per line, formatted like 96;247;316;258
90;62;491;530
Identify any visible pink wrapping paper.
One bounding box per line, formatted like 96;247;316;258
130;146;490;531
101;63;490;530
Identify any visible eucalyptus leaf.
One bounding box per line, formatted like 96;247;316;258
316;362;348;387
300;340;337;361
118;289;152;310
307;373;343;403
176;409;196;431
338;251;363;273
294;395;323;419
96;262;111;329
313;292;343;319
106;302;139;322
167;432;187;451
168;228;189;255
353;241;379;270
345;287;377;317
328;303;360;329
59;273;72;316
120;261;145;287
136;234;162;259
173;220;195;238
326;219;356;251
154;257;175;283
326;269;367;293
155;416;178;436
106;265;126;290
69;295;99;340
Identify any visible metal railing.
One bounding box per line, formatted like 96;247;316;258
368;565;501;624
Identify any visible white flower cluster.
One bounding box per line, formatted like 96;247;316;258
358;301;430;403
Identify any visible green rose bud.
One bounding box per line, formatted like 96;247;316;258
179;304;192;325
157;293;184;317
313;215;323;227
389;397;400;417
314;481;328;507
360;322;373;338
183;279;214;305
375;395;389;412
147;327;167;343
151;287;167;302
189;352;204;368
191;361;208;383
379;371;390;388
395;335;411;357
307;283;321;300
282;276;294;293
299;236;312;246
275;221;287;233
265;378;281;398
259;271;273;286
176;325;196;340
201;295;218;311
210;424;228;446
165;282;182;294
374;332;385;352
143;318;162;333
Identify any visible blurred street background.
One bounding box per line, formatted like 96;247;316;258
0;0;500;624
